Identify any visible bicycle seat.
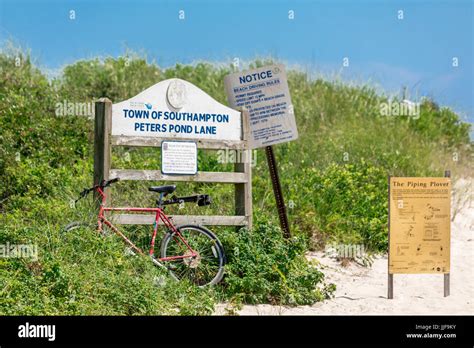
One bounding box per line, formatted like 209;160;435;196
148;185;176;194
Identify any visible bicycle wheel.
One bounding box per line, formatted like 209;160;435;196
160;224;225;286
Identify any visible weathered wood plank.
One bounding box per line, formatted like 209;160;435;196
388;274;394;299
94;98;112;206
111;135;245;150
109;169;248;183
110;214;248;226
235;109;253;230
444;273;450;297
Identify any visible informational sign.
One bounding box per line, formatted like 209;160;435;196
112;78;241;141
224;64;298;149
95;77;252;229
389;177;451;274
161;141;197;175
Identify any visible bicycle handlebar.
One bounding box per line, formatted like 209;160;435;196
104;177;120;187
74;178;120;203
162;194;211;207
73;178;210;209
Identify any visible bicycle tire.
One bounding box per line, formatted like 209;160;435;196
160;224;225;286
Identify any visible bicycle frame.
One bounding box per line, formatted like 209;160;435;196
95;186;197;263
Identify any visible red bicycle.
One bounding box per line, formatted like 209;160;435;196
64;178;225;286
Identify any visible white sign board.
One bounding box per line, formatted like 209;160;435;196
112;79;241;141
161;141;197;175
224;64;298;149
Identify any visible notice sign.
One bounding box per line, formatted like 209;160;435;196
224;64;298;149
161;141;197;175
389;177;451;274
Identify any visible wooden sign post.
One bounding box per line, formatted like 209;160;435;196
388;171;451;298
94;79;252;229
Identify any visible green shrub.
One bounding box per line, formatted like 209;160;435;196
298;161;389;251
220;223;335;305
0;220;217;316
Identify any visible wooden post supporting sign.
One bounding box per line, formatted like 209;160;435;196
234;109;253;230
444;170;450;297
93;98;112;206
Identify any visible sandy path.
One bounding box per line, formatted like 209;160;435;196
216;178;473;315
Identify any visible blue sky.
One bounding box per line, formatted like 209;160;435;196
0;0;472;127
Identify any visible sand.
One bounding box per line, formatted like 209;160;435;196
215;177;473;315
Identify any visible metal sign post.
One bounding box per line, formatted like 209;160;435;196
265;146;291;238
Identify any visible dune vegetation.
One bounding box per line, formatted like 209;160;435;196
0;47;470;314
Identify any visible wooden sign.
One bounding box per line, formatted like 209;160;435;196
94;78;253;229
389;177;451;274
112;78;242;141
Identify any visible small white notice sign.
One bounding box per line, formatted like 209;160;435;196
161;141;197;175
224;64;298;149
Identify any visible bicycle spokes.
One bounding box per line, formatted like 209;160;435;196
160;227;224;286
